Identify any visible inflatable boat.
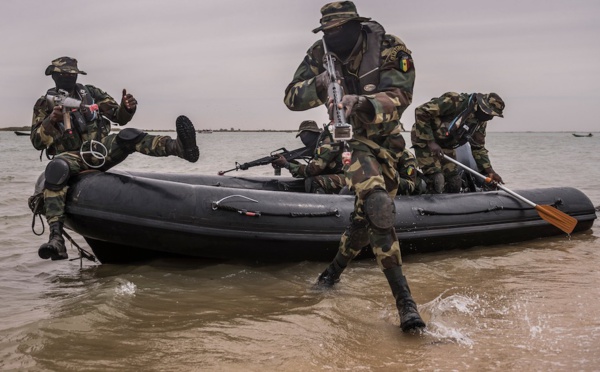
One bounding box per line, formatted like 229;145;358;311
58;170;597;264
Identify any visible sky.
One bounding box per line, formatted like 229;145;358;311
1;0;599;132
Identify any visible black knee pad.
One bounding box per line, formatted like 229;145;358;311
364;189;396;231
44;158;70;191
116;128;147;154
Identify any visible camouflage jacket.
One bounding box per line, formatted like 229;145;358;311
411;92;492;170
288;142;344;178
284;22;415;144
396;148;418;195
31;84;134;154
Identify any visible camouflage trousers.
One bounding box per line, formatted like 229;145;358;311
44;132;174;223
337;142;403;270
305;174;346;194
413;142;462;192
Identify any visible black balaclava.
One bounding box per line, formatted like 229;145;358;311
323;20;362;59
52;73;78;92
299;131;321;150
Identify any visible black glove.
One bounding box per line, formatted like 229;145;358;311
428;141;443;159
484;168;504;184
271;154;288;168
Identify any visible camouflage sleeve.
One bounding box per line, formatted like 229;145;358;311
396;148;417;194
283;41;328;111
31;96;60;150
470;122;492;170
357;35;415;125
413;92;463;143
86;85;135;126
288;144;341;178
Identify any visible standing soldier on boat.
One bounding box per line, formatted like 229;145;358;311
30;57;200;261
284;1;425;332
273;120;346;194
410;92;505;193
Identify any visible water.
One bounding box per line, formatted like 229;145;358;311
1;131;599;371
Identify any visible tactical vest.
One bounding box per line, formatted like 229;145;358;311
356;21;386;95
438;95;482;149
45;84;108;154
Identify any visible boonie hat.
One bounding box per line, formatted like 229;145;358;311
296;120;321;137
312;1;371;33
475;93;505;118
45;56;87;76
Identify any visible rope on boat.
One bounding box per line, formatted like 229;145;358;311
211;194;340;218
417;205;535;216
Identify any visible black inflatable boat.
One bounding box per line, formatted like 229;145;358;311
58;170;597;264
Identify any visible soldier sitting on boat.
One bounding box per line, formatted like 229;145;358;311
30;56;200;261
273;120;346;194
411;92;505;193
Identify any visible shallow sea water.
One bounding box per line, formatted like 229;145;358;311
0;131;598;371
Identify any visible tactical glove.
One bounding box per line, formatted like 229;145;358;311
427;141;443;159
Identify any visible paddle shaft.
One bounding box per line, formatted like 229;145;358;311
442;154;536;207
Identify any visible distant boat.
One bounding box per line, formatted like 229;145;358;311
198;129;213;134
14;131;30;136
572;133;593;137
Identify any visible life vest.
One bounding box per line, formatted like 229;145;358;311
439;94;482;149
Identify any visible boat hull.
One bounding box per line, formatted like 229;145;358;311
63;171;597;263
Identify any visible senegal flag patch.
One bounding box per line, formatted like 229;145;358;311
399;55;413;72
407;166;414;176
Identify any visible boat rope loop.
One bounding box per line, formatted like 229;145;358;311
211;194;339;218
417;204;535;216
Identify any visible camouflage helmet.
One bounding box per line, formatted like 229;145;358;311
44;57;87;76
475;93;505;118
296;120;321;137
312;1;371;34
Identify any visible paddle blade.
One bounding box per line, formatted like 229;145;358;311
534;205;578;234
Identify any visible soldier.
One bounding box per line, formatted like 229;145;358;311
284;1;425;332
410;92;505;193
31;57;200;261
273;120;346;194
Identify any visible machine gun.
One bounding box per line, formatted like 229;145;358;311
218;146;313;176
45;89;98;134
322;39;353;142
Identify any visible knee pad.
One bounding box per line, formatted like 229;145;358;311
44;158;70;191
446;173;463;193
364;189;396;231
116;128;147;153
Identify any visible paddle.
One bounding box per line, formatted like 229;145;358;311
442;154;578;234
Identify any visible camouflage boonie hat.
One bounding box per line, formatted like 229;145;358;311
44;57;87;76
312;1;371;33
296;120;321;137
475;93;505;118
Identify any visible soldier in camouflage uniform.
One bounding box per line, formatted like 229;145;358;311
410;92;505;193
284;1;425;332
31;57;200;261
273;120;346;194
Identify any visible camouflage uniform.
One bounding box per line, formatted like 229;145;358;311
410;92;505;193
285;14;415;269
32;57;199;260
286;1;425;333
288;136;346;194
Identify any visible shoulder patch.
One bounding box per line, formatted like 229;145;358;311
397;51;414;73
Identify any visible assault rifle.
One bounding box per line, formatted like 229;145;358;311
218;146;313;176
45;89;98;134
322;39;353;142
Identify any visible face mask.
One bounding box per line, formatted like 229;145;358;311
299;131;320;148
323;21;362;57
52;73;78;92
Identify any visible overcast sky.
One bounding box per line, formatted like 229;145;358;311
1;0;598;132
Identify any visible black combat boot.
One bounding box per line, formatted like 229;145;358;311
38;221;68;260
383;266;426;332
316;252;351;287
167;115;199;162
